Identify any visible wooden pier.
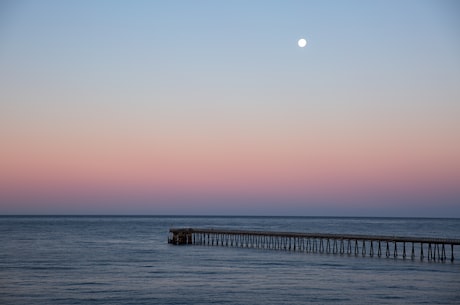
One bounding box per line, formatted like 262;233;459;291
169;228;460;262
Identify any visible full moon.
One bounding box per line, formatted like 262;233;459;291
298;38;307;48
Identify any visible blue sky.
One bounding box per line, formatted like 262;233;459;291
0;0;459;216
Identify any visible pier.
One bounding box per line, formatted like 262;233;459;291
169;228;460;262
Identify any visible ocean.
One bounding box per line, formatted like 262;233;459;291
1;216;459;304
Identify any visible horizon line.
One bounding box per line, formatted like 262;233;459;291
1;214;459;220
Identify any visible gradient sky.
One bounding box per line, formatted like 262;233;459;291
1;0;459;216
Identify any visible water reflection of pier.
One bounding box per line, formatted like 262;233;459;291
169;228;460;262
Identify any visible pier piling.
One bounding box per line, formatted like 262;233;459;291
169;228;460;263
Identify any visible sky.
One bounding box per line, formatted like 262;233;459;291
0;0;459;216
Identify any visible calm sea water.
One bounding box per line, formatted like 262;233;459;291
1;216;459;304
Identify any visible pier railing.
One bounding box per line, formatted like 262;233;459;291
169;228;460;262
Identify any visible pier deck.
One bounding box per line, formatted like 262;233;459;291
169;228;460;262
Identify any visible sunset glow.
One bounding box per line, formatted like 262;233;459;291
1;1;459;216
